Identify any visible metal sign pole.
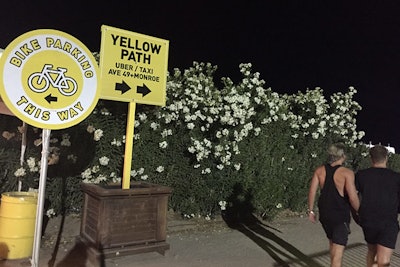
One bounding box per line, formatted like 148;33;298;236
31;128;51;267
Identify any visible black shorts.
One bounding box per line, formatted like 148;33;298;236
320;221;351;246
362;221;399;249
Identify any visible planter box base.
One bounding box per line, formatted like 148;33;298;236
80;182;172;258
78;237;170;260
102;241;170;258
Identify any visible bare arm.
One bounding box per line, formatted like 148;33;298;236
344;170;360;212
308;167;322;223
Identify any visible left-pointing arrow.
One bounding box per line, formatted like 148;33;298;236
45;94;58;104
115;80;131;94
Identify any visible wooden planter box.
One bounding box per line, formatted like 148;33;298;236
79;182;172;258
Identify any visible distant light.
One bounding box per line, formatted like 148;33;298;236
387;146;396;154
365;142;396;154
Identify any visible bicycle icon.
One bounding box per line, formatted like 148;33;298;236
28;64;78;96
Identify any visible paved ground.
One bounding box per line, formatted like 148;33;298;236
2;212;400;267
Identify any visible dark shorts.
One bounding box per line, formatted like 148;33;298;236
320;221;350;246
362;221;399;249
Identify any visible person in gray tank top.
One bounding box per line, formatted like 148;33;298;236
308;143;360;267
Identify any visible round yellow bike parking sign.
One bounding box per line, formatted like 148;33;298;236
0;29;100;129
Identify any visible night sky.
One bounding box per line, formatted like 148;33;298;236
1;1;400;150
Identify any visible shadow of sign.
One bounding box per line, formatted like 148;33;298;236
234;222;323;267
222;183;323;266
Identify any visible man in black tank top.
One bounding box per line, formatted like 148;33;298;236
308;143;360;267
356;145;400;267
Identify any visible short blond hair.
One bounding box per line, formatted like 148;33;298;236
327;143;346;164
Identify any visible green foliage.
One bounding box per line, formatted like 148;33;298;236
0;61;396;221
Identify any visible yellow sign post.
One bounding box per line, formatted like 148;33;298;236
99;25;169;189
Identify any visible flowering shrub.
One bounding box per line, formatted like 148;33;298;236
0;61;376;220
129;62;366;219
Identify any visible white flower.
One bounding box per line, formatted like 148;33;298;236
219;201;227;210
311;133;319;139
99;156;110;166
161;129;172;138
150;122;159;130
201;168;211;174
234;163;241;170
187;122;195;129
94;129;103;141
92;165;100;173
14;167;26;177
86;125;95;133
159;141;168;149
27;157;36;169
111;138;122;146
138;113;147;121
97;174;108;182
46;208;56;218
276;203;283;209
156;166;164;173
81;168;92;179
100;108;111;116
112;176;121;183
141;175;148;180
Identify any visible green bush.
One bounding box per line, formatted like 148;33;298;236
0;61;392;221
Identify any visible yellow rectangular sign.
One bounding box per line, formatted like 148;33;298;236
99;25;169;106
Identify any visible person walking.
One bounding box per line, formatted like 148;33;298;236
308;143;360;267
356;144;400;267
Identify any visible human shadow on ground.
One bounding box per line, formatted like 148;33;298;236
47;213;104;267
55;240;103;267
222;183;323;267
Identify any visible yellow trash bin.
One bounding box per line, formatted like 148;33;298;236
0;191;38;259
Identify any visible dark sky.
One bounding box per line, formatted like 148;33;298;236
1;1;400;150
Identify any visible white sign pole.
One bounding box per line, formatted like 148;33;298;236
31;128;51;267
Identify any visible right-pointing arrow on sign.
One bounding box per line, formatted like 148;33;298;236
137;84;151;97
115;80;131;94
